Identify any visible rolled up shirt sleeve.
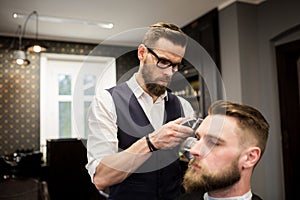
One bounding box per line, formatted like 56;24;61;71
86;90;118;182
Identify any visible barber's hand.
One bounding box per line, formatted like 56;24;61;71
149;117;194;150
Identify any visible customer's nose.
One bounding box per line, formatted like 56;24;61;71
189;139;211;159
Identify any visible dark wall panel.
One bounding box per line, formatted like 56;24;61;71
0;36;138;156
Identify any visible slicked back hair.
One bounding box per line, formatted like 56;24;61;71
142;22;188;48
208;100;269;156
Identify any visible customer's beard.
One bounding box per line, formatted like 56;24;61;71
183;158;241;193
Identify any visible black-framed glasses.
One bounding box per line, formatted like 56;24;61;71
145;46;185;71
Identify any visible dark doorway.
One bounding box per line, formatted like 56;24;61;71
276;39;300;200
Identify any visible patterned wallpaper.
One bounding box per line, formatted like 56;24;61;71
0;36;138;156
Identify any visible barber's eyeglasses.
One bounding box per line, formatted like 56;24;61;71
145;46;185;72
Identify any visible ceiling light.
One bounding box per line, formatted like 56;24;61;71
13;12;114;29
11;25;30;66
13;50;30;65
19;11;47;53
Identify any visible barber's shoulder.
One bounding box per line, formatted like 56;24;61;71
177;96;194;116
92;89;115;110
176;95;189;104
95;89;113;99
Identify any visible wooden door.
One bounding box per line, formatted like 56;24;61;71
276;39;300;200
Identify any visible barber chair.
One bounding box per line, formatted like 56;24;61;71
0;177;50;200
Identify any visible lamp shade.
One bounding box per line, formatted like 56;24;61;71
13;50;30;65
25;42;47;53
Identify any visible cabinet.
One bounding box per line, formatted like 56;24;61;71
172;8;222;117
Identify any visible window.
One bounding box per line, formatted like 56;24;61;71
40;53;116;155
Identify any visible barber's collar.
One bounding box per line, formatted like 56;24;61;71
204;190;252;200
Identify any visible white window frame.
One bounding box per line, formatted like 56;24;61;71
40;53;116;157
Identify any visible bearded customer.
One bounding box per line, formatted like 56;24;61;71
86;22;196;200
178;100;269;200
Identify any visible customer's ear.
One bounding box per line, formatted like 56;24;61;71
241;147;261;169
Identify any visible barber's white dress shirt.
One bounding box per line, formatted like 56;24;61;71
86;74;195;181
